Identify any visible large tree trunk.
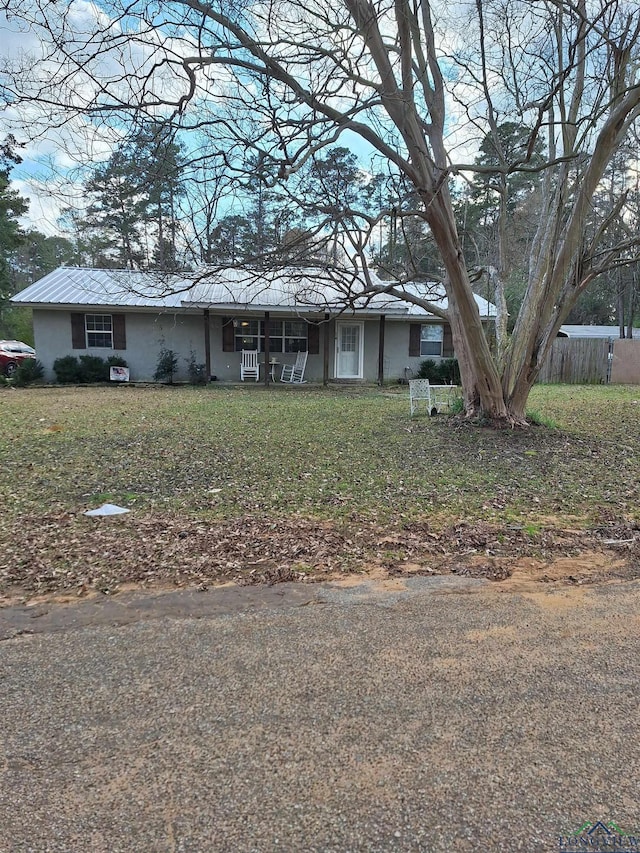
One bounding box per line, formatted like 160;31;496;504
502;95;640;414
493;187;510;365
424;194;514;424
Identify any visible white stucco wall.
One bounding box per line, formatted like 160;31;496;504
33;309;208;382
32;309;449;384
383;320;423;381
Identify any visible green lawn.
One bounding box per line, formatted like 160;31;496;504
1;383;639;598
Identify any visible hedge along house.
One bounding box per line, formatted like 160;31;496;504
11;266;496;384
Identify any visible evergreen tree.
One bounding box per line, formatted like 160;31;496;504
83;150;145;268
205;215;250;265
0;136;29;299
9;230;74;289
79;122;186;269
570;143;640;333
240;152;282;262
126;123;186;269
57;207;117;268
303;147;370;264
0;136;30;339
457;123;546;335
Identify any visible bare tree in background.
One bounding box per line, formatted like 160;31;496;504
2;0;640;424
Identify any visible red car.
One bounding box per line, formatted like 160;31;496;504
0;340;36;377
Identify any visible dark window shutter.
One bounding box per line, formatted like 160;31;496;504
222;318;235;352
443;323;454;358
409;323;421;357
113;314;126;350
71;313;85;349
307;322;320;355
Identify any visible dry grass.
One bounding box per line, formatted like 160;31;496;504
1;383;639;601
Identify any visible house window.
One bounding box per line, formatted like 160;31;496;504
420;324;443;357
235;319;308;353
85;314;113;348
283;320;308;352
235;318;261;351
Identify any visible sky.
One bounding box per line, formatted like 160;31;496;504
1;12;64;234
1;2;148;236
1;0;490;239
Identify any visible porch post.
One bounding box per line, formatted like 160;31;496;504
203;308;211;381
323;312;330;386
377;314;386;385
264;311;270;386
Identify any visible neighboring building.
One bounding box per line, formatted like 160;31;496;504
558;325;640;339
11;266;496;383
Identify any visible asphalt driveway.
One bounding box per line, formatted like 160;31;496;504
1;575;639;852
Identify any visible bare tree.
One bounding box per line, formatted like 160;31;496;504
2;0;640;423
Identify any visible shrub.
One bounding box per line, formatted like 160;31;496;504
417;359;440;382
78;354;108;383
417;357;461;384
53;354;129;384
13;359;45;386
53;355;81;383
186;351;208;385
106;355;129;381
107;355;128;369
154;347;178;383
437;358;460;384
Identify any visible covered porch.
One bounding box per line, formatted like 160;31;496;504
199;308;395;386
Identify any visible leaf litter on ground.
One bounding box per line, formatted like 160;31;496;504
1;384;639;602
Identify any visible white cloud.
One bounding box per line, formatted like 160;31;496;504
14;178;65;236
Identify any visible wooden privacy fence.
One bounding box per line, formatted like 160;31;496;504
537;338;609;384
538;338;640;384
610;339;640;383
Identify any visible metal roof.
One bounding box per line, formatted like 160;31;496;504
183;267;403;312
399;281;496;318
11;267;190;309
12;266;497;318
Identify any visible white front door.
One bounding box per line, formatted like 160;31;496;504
335;321;364;379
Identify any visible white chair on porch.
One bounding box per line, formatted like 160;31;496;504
280;351;308;384
240;350;260;381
